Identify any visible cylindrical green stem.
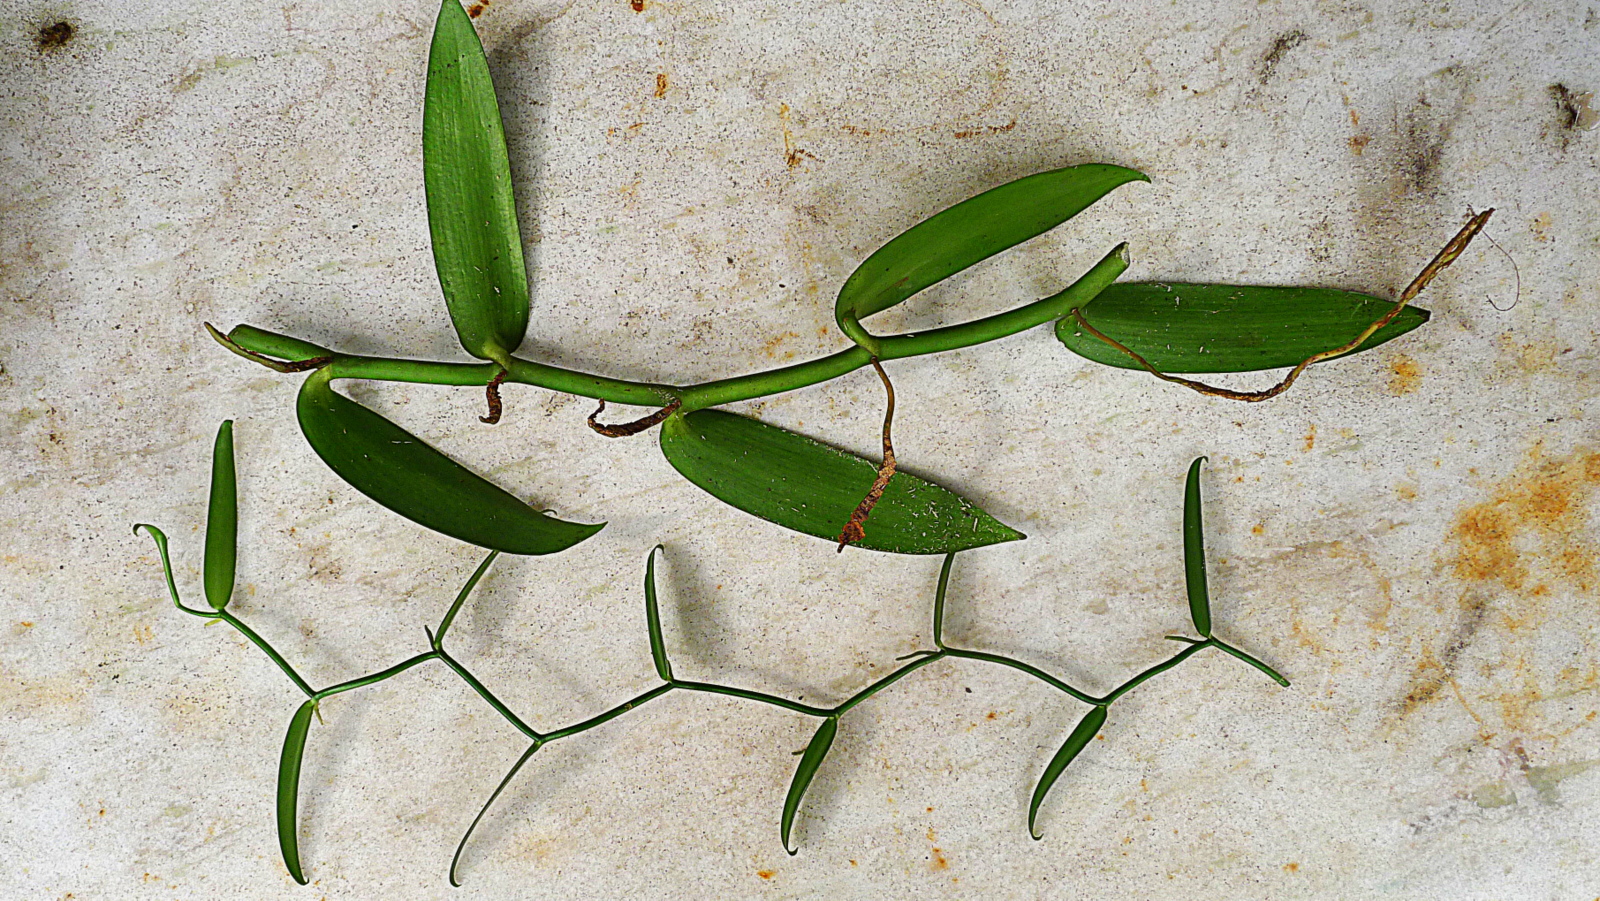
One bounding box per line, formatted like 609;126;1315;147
943;647;1100;706
1096;641;1210;706
218;610;316;698
1211;638;1291;686
542;683;675;742
437;650;542;740
671;680;834;718
314;652;439;701
832;650;946;715
224;243;1129;414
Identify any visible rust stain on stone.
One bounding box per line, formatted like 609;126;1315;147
1386;355;1422;395
654;72;668;99
1450;445;1600;596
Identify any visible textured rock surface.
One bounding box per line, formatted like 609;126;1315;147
2;0;1597;897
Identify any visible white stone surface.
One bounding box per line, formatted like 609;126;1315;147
2;0;1597;897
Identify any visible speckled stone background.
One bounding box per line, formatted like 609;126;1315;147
3;0;1598;897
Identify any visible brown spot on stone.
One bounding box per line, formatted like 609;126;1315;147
467;3;487;17
1284;862;1300;873
36;21;74;52
1259;30;1308;84
654;73;668;99
631;0;646;11
1531;211;1553;242
756;870;774;880
1387;355;1421;395
1303;423;1316;451
1449;446;1600;595
953;118;1016;139
1348;134;1370;155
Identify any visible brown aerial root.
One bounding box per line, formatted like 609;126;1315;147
205;323;332;373
1069;208;1494;403
479;370;507;424
837;358;897;552
586;397;683;437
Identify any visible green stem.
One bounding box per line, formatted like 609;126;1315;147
313;652;438;701
832;650;946;715
217;610;317;698
436;650;542;740
932;552;955;650
225;245;1129;414
1211;638;1291;687
541;683;675;742
1096;640;1210;706
942;647;1100;706
671;680;834;718
435;552;499;649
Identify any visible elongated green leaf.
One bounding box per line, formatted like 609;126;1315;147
836;164;1147;347
451;740;540;887
425;0;529;360
296;369;602;555
659;410;1023;555
1057;283;1428;373
1029;704;1107;840
1183;457;1212;638
782;716;838;855
203;420;236;611
278;699;316;885
644;546;673;682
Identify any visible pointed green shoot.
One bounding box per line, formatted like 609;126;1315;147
644;546;673;682
1183;456;1212;638
659;410;1022;555
782;716;839;855
425;0;530;361
203;420;237;611
836;164;1147;351
1057;283;1429;373
1029;704;1107;840
297;369;603;555
450;740;541;887
435;551;500;648
278;699;316;885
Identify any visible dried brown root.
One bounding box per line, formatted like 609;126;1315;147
837;358;897;552
205;322;332;373
479;370;507;424
1071;208;1493;403
587;398;683;437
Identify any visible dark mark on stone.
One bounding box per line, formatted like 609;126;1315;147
36;21;75;52
1548;83;1598;150
1258;30;1308;84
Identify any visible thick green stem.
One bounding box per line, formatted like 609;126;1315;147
224;244;1129;413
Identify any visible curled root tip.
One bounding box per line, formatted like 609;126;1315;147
480;370;507;424
587;398;682;437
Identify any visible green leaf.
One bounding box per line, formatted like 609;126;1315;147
658;410;1023;555
836;164;1147;349
296;369;602;555
278;699;316;885
782;716;838;855
644;546;673;682
1183;456;1212;638
203;420;237;611
425;0;529;361
1057;283;1429;373
1029;704;1107;840
451;740;541;887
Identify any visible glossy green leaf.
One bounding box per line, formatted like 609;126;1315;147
659;410;1023;555
1057;283;1429;373
836;164;1147;348
644;546;673;682
1029;704;1107;840
782;716;838;855
297;369;603;555
203;420;237;611
425;0;529;360
278;699;316;885
1183;457;1212;638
